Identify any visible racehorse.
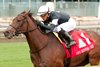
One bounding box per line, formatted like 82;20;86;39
3;11;100;67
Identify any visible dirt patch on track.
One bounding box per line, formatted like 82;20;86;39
0;38;26;42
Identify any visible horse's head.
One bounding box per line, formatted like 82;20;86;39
4;11;37;39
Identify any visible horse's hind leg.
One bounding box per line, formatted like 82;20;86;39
89;58;100;65
89;45;100;65
89;51;100;65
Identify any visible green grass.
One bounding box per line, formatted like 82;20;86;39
0;42;33;67
0;42;99;67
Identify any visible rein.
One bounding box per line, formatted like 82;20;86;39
10;14;49;54
31;37;49;54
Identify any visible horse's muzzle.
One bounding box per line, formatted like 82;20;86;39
3;31;14;39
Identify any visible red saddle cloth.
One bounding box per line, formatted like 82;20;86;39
61;30;95;58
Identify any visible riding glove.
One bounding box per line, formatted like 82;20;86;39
36;20;56;32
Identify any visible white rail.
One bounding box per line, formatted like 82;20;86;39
0;25;100;31
76;25;100;29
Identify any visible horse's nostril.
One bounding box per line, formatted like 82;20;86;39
4;31;9;37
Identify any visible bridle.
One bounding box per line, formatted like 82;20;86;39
10;14;38;36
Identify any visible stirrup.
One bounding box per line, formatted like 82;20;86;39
70;40;76;46
67;40;76;48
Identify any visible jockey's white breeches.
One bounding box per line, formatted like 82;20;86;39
53;18;76;32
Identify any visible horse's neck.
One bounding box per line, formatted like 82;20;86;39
24;15;48;52
25;31;48;50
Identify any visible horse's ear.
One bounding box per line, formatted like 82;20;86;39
28;10;31;13
21;11;26;14
27;10;33;16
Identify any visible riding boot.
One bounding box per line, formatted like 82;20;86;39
64;32;76;47
59;29;76;48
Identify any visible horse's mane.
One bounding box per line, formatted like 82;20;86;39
20;11;35;22
26;11;59;40
26;12;36;23
21;11;26;14
26;11;49;34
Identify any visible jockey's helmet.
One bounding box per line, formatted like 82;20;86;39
37;5;49;16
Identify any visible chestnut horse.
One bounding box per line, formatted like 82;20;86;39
4;11;100;67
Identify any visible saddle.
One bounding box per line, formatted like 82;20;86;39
53;30;95;58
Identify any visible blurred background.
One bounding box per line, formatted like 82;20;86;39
0;0;99;17
0;0;100;39
0;0;100;67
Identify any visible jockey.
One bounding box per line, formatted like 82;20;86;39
36;5;76;48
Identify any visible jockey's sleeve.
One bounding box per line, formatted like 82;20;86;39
51;19;58;25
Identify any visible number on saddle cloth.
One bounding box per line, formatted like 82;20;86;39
70;30;95;58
